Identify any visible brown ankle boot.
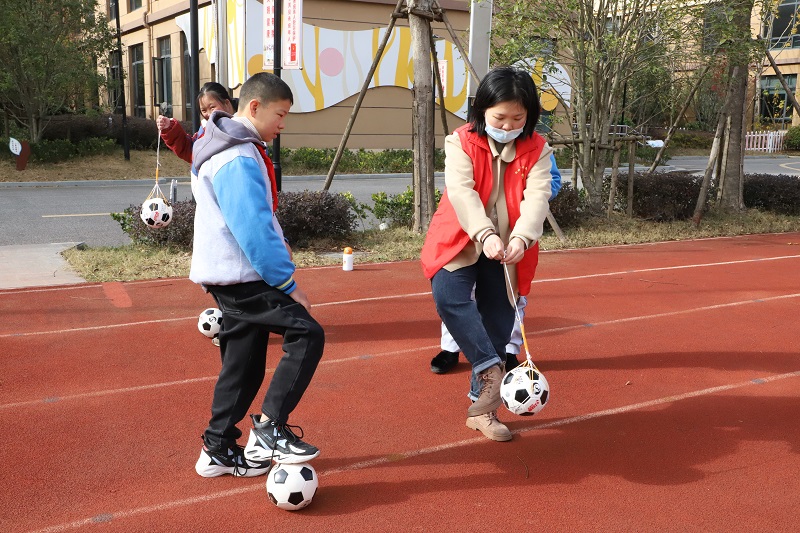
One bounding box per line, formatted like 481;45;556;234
466;410;512;441
467;364;504;416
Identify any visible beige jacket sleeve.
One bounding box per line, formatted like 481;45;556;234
509;142;554;248
443;133;496;241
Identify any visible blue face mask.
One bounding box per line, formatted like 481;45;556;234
484;124;524;144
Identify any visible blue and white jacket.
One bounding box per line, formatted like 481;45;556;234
189;112;296;294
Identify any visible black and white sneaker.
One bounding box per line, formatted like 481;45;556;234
244;414;320;464
195;440;270;478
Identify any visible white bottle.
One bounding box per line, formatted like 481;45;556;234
343;247;354;271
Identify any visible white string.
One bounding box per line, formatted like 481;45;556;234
502;261;522;322
155;128;161;176
503;259;535;367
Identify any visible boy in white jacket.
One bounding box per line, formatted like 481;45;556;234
191;73;324;478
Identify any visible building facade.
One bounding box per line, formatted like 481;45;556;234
103;0;472;149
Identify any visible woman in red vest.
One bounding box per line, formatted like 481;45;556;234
420;67;554;442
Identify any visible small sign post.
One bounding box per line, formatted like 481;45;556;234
9;138;31;171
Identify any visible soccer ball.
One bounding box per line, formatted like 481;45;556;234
197;308;222;338
500;365;550;416
266;462;318;511
140;198;172;228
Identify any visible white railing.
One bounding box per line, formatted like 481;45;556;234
745;130;787;153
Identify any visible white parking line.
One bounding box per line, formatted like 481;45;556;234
28;368;800;533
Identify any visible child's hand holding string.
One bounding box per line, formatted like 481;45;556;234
501;237;526;265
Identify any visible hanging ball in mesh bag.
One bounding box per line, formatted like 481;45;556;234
500;365;550;416
140;198;173;228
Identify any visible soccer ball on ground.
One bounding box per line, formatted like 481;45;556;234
140;197;172;228
266;462;318;511
197;308;222;338
500;365;550;416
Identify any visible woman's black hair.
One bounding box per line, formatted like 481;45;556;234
468;66;541;140
197;82;232;107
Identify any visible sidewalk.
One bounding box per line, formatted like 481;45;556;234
0;243;86;290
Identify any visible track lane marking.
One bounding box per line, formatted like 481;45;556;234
3;254;799;338
27;369;800;533
3;291;800;411
41;213;111;218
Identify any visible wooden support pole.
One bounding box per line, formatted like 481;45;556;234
323;0;405;191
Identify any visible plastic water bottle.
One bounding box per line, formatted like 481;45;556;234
343;247;354;271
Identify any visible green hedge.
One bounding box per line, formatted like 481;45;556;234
112;191;356;250
743;173;800;215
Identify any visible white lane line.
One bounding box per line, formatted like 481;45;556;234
4;254;800;339
41;213;111;218
4;291;800;412
27;369;800;533
533;254;800;284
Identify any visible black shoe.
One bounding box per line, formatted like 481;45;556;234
505;353;520;371
245;414;320;464
431;350;459;374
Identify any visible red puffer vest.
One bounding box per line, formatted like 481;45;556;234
420;124;544;296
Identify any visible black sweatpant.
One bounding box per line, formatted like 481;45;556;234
203;280;325;449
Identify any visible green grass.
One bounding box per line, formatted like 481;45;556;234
62;210;800;283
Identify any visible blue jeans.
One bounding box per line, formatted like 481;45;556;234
431;254;515;400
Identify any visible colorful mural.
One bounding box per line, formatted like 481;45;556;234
176;0;570;119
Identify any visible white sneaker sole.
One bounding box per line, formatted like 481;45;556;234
195;450;270;477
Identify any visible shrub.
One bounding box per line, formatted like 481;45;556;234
670;131;714;149
548;182;583;228
30;139;78;163
111;199;196;249
607;171;706;221
276;190;356;246
42;113;117;143
553;147;572;169
26;136;116;163
76;137;116;156
113;191;357;250
371;186;443;228
783;126;800;151
281;147;445;175
743;173;800;215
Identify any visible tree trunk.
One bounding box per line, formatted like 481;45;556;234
606;142;621;217
627;141;635;217
693;67;738;225
719;63;747;212
409;0;435;233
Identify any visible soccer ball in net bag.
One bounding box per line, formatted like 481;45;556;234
140;198;172;228
500;365;550;416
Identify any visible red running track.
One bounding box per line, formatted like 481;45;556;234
2;232;800;532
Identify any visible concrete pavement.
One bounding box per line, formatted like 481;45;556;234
0;242;86;290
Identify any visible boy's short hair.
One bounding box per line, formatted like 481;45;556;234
239;72;294;106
